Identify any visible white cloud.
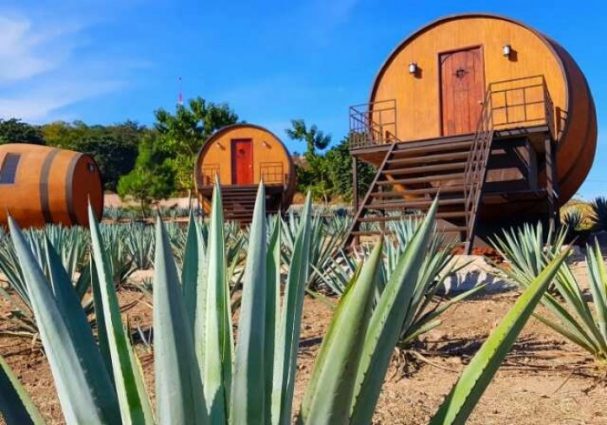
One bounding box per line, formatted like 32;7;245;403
0;11;138;122
0;80;124;122
323;0;360;26
0;15;80;83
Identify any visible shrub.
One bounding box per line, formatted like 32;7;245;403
1;185;568;424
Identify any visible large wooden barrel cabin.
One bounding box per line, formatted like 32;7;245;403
0;144;104;228
346;13;597;251
194;124;296;222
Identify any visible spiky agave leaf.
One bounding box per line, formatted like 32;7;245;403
182;209;203;329
195;184;233;422
0;355;45;425
587;240;607;344
88;204;154;425
272;194;312;425
299;240;383;425
153;216;207;425
264;217;281;425
348;199;437;425
230;184;269;424
8;217;120;425
429;249;570;425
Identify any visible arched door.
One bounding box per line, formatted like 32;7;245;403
440;47;485;136
231;139;253;185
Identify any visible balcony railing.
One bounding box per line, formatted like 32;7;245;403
260;162;285;185
348;99;398;150
488;75;555;138
200;163;220;186
348;75;556;149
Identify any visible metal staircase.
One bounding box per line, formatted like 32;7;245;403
344;90;496;252
211;185;279;223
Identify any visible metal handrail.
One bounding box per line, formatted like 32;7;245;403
463;74;554;237
463;89;494;236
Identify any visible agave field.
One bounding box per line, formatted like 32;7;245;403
1;188;607;424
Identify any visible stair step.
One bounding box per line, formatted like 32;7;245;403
350;230;393;237
358;215;408;223
370;185;465;198
377;173;465;186
387;151;469;166
391;140;473;157
383;161;467;176
365;197;464;210
361;205;468;217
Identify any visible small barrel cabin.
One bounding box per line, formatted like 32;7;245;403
346;13;597;251
194;124;296;222
0;144;104;228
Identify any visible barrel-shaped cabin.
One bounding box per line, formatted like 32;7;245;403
194;124;296;222
0;144;104;228
346;13;597;250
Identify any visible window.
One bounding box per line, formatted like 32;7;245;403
0;153;20;184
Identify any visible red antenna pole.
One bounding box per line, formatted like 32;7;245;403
177;77;184;106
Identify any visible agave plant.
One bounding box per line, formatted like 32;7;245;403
124;223;155;270
0;182;569;425
493;222;607;363
591;196;607;231
0;225;93;338
99;224;137;286
320;216;483;349
282;209;349;290
491;222;566;289
562;208;583;232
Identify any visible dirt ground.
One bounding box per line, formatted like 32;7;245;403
1;261;607;424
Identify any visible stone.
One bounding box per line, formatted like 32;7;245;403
439;255;513;294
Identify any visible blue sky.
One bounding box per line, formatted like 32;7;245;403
0;0;605;198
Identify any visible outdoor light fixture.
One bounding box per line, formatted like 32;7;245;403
502;44;512;57
408;62;418;74
262;140;271;148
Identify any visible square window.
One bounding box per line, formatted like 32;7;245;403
0;153;20;184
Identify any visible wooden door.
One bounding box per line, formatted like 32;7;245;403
440;47;485;136
231;139;253;184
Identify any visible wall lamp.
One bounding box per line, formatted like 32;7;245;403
262;140;271;148
502;44;512;58
408;62;418;75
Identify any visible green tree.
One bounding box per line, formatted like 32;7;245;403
287;122;374;203
286;119;331;161
117;133;176;214
0;118;45;145
324;137;375;202
286;120;334;203
154;97;239;191
41;120;145;191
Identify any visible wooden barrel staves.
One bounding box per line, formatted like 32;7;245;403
0;144;104;228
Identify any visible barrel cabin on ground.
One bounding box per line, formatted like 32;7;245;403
0;144;104;228
194;124;296;222
346;13;597;251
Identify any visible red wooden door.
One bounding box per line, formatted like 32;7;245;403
231;139;253;184
440;47;485;136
